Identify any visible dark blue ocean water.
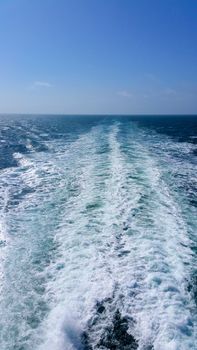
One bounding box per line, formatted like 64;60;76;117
0;115;196;350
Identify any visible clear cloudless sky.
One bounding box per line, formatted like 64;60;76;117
0;0;197;114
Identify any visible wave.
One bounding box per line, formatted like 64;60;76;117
0;120;196;350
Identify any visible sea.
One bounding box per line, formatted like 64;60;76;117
0;115;196;350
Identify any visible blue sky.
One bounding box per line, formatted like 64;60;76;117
0;0;197;114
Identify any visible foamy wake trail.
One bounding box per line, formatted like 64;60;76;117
34;123;196;350
0;121;196;350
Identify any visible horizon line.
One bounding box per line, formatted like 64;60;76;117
0;113;197;117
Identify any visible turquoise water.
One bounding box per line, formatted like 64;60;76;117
0;115;196;350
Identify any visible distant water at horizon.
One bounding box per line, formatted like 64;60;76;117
0;114;196;350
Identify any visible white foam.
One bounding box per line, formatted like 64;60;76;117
38;123;196;349
105;125;196;350
0;121;196;350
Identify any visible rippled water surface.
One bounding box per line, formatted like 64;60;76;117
0;115;196;350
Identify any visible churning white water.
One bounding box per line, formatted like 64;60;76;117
0;117;196;350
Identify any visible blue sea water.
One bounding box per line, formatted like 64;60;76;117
0;115;196;350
